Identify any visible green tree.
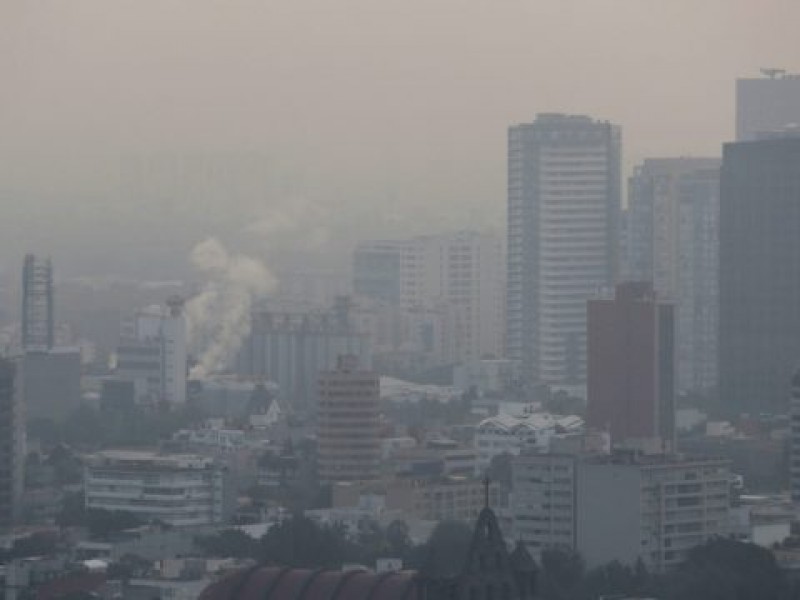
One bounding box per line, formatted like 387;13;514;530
539;547;585;600
196;529;259;559
414;520;473;577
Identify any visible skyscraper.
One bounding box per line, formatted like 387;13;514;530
719;135;800;414
736;71;800;141
587;282;675;448
0;359;24;531
21;254;53;352
625;158;721;394
317;355;380;483
791;370;800;505
507;114;621;387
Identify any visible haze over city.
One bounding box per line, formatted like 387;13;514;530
1;0;798;279
2;2;800;599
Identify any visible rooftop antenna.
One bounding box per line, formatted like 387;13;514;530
761;68;786;79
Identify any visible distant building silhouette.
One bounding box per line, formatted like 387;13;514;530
21;254;54;352
625;158;720;395
792;370;800;505
719;135;800;414
507;114;620;388
0;358;24;531
736;71;800;141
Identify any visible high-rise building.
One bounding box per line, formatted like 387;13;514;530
115;297;187;406
22;347;81;421
625;158;721;394
736;71;800;142
575;453;730;573
0;359;24;531
317;355;381;483
507;114;621;387
21;254;54;352
719;136;800;414
791;370;800;505
587;282;675;449
353;231;505;364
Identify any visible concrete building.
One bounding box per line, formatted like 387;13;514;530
235;298;371;413
0;359;24;531
21;254;54;352
84;450;232;527
791;370;800;505
21;347;81;421
507;114;621;387
512;453;577;560
353;231;505;365
575;453;731;573
317;355;381;483
587;282;675;449
719;135;800;414
115;298;187;406
475;411;583;472
736;70;800;141
625;158;721;394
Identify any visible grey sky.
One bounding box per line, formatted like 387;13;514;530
0;0;798;277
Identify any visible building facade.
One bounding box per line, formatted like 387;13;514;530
236;298;371;413
353;231;505;365
84;450;232;527
575;454;731;573
507;114;621;387
115;298;187;406
317;355;381;483
791;370;800;505
736;71;800;141
21;254;54;352
511;453;577;560
22;347;81;421
625;158;720;394
0;359;24;531
587;282;675;449
719;136;800;413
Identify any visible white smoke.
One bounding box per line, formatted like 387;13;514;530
185;237;277;379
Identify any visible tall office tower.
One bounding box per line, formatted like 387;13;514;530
736;70;800;141
625;158;721;394
719;136;800;414
317;355;380;483
507;114;621;387
353;231;505;364
115;297;187;406
0;359;24;531
21;254;54;352
791;370;800;505
587;282;675;449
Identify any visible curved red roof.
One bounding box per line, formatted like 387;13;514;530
199;567;420;600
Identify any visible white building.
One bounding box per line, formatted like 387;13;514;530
116;298;187;405
575;454;731;573
512;453;578;560
474;411;583;472
507;114;621;386
354;231;505;365
84;450;232;527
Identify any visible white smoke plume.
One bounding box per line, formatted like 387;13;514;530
185;237;277;379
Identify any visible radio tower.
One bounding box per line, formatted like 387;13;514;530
21;254;54;352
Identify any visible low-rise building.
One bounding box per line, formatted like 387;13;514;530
576;453;731;572
84;450;233;527
475;412;583;472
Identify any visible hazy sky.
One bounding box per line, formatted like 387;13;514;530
1;0;798;277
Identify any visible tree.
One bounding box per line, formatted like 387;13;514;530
659;538;790;600
196;529;259;559
538;547;585;600
258;515;361;568
414;520;473;577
